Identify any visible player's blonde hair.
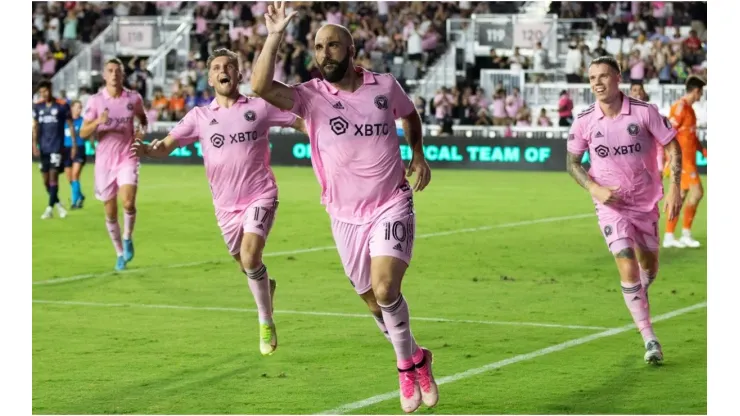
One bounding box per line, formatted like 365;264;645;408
206;48;239;72
105;58;125;69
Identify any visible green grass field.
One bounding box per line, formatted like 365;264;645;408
32;164;707;415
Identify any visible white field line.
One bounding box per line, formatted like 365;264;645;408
31;299;609;331
33;213;593;286
317;301;708;415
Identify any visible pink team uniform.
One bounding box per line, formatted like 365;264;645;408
290;68;416;294
84;88;146;201
568;95;677;254
168;95;296;255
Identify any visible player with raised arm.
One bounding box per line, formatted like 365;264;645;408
250;2;436;412
63;100;87;209
663;75;706;248
566;56;682;364
79;58;148;271
33;80;77;219
130;48;305;357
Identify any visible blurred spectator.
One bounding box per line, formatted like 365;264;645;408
515;103;531;127
565;42;583;83
490;88;508;126
537;108;553;127
557;90;574;127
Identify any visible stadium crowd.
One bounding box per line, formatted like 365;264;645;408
32;1;706;129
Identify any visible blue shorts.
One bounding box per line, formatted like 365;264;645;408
62;146;87;168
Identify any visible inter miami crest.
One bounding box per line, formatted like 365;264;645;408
374;95;389;110
127;103;134;111
244;110;256;122
627;123;640;137
603;225;613;237
663;116;672;129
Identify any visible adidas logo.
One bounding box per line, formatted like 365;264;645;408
333;102;344;109
210;119;218;125
256;224;264;230
392;243;403;251
595;131;604;138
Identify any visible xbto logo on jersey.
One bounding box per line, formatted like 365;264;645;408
330;117;392;137
230;131;260;143
210;131;260;148
211;133;225;148
594;145;610;157
354;123;392;136
330;116;349;135
594;143;644;158
374;95;389;110
244;111;256;122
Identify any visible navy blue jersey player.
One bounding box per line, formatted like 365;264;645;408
32;80;78;219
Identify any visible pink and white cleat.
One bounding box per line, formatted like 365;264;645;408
398;367;421;413
415;347;439;408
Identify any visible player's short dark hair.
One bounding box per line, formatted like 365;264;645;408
105;58;124;68
206;48;239;72
589;56;621;74
630;80;644;88
37;80;52;91
685;75;706;93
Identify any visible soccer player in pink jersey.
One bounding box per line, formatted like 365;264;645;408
250;2;437;412
130;48;305;357
566;56;683;365
80;58;148;271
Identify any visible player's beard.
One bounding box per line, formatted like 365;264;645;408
319;49;351;83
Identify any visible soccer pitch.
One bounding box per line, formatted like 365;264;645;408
32;164;707;415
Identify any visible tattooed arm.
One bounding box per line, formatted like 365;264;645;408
665;138;682;186
566;151;594;190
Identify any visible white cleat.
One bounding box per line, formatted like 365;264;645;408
662;235;686;248
644;340;664;365
679;234;701;248
41;207;53;219
55;203;68;219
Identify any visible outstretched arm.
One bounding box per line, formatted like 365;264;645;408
131;135;178;159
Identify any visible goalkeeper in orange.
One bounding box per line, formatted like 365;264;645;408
662;75;706;248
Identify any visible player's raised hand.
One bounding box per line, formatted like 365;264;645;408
265;1;297;35
407;151;431;192
663;183;683;221
589;184;621;205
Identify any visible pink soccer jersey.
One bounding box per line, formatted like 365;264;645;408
289;68;416;224
568;94;677;213
84;88;145;169
168;95;296;213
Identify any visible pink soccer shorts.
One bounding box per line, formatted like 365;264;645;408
597;205;660;255
218;198;279;256
331;198;416;294
94;163;140;202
